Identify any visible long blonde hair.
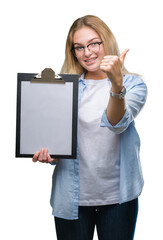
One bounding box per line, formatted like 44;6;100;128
60;15;129;75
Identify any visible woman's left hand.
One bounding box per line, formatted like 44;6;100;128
100;49;129;91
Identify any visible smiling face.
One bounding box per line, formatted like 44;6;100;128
73;27;107;79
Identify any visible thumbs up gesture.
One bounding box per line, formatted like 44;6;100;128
100;49;129;91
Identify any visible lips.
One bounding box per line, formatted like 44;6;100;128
84;57;97;64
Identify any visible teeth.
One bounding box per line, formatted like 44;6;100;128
86;58;96;62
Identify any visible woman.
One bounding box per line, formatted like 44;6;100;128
33;15;147;240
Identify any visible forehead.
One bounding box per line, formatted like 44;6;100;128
73;27;100;44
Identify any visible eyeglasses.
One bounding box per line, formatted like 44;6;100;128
72;41;103;56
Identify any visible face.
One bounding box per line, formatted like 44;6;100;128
73;27;106;77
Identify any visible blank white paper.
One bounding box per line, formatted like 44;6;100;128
20;82;73;156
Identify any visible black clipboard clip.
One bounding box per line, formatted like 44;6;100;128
31;68;65;84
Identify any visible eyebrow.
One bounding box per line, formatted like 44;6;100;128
73;37;101;46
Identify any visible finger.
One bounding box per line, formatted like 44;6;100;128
102;56;114;60
47;154;58;164
100;61;113;68
100;64;112;73
102;55;118;59
38;148;44;161
32;152;40;162
43;148;48;161
120;49;129;65
101;56;118;64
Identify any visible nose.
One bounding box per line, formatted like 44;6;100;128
84;47;92;57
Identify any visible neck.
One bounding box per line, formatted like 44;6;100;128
85;70;107;80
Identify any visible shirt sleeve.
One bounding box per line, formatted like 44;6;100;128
100;75;148;134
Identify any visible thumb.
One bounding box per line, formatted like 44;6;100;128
47;154;59;164
120;48;129;65
32;152;40;162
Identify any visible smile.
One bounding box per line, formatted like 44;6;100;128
85;57;97;64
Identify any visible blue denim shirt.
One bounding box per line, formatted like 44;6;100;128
50;74;147;220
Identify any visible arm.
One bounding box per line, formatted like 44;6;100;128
106;88;126;126
100;49;129;126
101;75;147;134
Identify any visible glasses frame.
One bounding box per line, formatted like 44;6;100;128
71;41;103;57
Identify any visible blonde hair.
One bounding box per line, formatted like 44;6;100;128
60;15;129;75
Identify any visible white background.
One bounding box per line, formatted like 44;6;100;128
1;0;162;239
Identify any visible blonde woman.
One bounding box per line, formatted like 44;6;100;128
33;15;147;240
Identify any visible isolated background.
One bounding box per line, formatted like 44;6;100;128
1;0;162;239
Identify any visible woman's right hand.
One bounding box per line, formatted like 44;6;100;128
32;148;59;164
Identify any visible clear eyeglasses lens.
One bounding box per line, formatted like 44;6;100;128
73;41;103;56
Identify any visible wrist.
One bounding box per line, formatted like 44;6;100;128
110;75;123;93
110;86;126;99
111;84;123;94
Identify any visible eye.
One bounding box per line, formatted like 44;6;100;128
90;42;98;47
75;46;84;51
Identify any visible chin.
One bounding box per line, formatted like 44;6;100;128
84;65;100;72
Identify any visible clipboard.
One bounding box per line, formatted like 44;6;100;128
16;68;79;159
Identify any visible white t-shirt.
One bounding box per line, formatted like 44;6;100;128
78;78;120;206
